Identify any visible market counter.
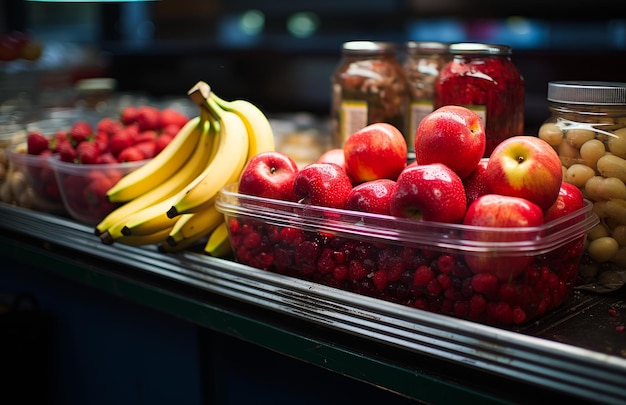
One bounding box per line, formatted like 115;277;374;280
1;202;625;404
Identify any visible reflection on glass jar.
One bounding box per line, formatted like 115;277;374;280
434;43;525;157
331;41;408;148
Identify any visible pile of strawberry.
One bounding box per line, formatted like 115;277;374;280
26;105;189;163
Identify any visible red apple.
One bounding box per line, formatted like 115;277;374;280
543;181;585;223
238;151;299;201
344;179;397;215
317;147;355;184
463;194;545;281
343;123;407;184
293;162;353;208
463;158;491;207
390;163;467;223
486;135;563;211
414;105;486;179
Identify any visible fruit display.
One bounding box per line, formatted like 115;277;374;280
94;80;275;255
215;105;599;326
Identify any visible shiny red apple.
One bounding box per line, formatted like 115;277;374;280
238;151;299;201
486;135;563;211
293;162;353;208
414;105;486;179
543;181;585;223
390;163;466;223
344;179;397;215
317;147;355;184
343;123;407;184
463;158;491;208
463;194;545;281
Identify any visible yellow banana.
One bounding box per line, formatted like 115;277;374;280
105;115;202;203
119;195;180;236
210;92;275;162
95;111;214;237
114;225;174;247
165;203;222;247
167;93;249;218
204;220;233;257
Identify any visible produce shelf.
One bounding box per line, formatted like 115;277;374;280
0;202;624;404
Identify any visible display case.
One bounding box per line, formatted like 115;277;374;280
1;201;625;404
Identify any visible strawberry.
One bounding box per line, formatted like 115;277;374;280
94;131;110;154
162;124;182;137
160;108;188;130
135;105;162;131
76;141;100;164
96;152;118;165
50;131;69;152
117;146;145;162
134;140;156;159
134;130;157;144
57;142;77;163
68;121;93;146
83;172;114;208
96;117;122;136
108;130;134;157
120;106;138;125
26;131;49;155
154;133;173;155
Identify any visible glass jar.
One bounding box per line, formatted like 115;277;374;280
539;81;626;291
331;41;408;148
434;43;525;156
403;41;450;157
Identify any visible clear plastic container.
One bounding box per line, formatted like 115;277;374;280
434;43;525;157
331;41;408;148
216;182;598;327
539;80;626;292
403;41;450;157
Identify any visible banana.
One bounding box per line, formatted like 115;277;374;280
210;92;275;162
114;225;175;247
95;110;214;237
167;90;249;218
105;116;202;203
165;203;222;247
119;195;180;236
204;220;233;257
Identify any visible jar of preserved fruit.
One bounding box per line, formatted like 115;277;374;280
331;41;408;148
539;81;626;291
403;41;450;157
434;43;525;156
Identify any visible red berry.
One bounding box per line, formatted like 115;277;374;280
109;130;134;157
117;146;145;162
154;133;173;155
76;141;100;164
26;131;49;155
160;107;188;129
120;106;138;125
135;105;162;131
68;121;93;145
57;142;77;163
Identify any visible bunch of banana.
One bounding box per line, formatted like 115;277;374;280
95;80;275;257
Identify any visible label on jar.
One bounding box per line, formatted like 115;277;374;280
407;100;434;150
340;100;368;144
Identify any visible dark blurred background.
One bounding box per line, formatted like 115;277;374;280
2;0;626;134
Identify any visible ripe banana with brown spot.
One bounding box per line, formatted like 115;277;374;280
95;110;214;238
167;90;249;218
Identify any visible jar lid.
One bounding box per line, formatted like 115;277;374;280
548;81;626;105
406;41;449;54
448;42;511;55
342;41;398;55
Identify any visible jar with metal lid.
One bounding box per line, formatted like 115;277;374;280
538;81;626;291
403;41;450;157
331;41;408;148
434;43;525;157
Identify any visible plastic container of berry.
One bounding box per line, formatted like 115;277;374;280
215;182;600;327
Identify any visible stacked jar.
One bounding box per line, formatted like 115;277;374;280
331;41;408;148
403;41;450;159
539;81;626;291
434;43;525;157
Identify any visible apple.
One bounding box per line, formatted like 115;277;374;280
344;179;397;215
293;162;353;208
414;105;486;179
238;151;299;201
390;163;467;223
463;194;545;281
486;135;563;211
343;123;407;184
463;158;490;207
543;181;585;223
317;147;356;184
